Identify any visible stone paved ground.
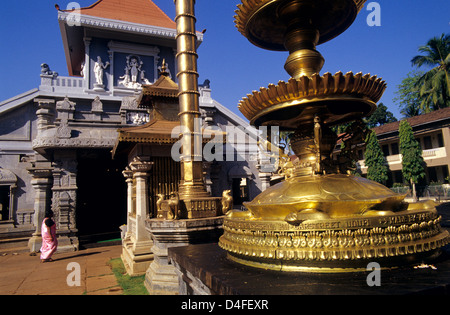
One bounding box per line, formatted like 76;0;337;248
0;201;448;296
0;245;123;295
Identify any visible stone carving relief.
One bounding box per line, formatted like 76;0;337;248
0;169;17;184
53;159;77;188
56;97;75;139
126;112;150;125
92;96;103;113
118;55;151;89
120;96;150;125
52;157;77;230
120;96;139;110
94;56;110;91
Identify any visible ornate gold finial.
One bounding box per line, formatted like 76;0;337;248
234;0;369;78
159;59;169;76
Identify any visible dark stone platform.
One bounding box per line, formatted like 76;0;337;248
169;241;450;295
169;204;450;295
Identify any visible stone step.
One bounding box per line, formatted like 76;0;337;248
0;237;30;254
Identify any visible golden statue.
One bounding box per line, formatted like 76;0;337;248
221;190;233;215
156;194;165;218
219;0;449;271
167;192;181;220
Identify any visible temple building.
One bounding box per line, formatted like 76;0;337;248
0;0;271;253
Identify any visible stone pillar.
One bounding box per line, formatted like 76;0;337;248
130;158;153;244
121;158;154;276
52;151;79;252
7;184;16;222
258;172;272;192
83;37;91;86
122;168;134;241
34;99;55;136
55;97;75;139
27;162;53;253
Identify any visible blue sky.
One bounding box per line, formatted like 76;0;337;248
0;0;449;121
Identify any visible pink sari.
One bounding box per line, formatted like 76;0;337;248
40;218;58;260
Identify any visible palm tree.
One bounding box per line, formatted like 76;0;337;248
411;33;450;112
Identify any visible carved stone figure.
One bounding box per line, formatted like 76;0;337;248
41;63;58;76
126;112;149;125
167;192;180;220
92;96;103;112
221;190;233;214
94;56;110;86
130;57;140;83
119;55;151;89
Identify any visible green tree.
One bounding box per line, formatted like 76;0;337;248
364;130;389;185
399;120;425;200
411;33;450;112
364;103;397;128
393;71;428;117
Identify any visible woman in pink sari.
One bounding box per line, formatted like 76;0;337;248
40;210;58;262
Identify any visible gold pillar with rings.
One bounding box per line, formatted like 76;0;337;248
174;0;210;201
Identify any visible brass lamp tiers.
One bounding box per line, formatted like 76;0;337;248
235;0;367;51
239;71;386;129
218;0;450;272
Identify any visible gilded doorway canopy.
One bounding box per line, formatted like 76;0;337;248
113;65;225;157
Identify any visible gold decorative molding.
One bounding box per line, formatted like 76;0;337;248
235;0;368;51
219;213;450;271
238;71;387;124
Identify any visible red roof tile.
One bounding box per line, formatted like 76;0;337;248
372;107;450;135
67;0;176;29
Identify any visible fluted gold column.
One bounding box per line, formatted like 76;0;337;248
174;0;210;199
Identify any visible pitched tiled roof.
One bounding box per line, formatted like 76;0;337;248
117;119;181;145
115;119;226;146
66;0;176;29
372;107;450;135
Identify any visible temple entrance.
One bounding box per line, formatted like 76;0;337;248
0;186;10;221
76;150;127;246
232;178;249;207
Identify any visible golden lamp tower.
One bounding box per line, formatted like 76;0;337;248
175;0;211;201
218;0;450;271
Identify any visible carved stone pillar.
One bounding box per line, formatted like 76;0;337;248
56;97;75;139
27;162;53;253
122;168;134;241
121;158;154;276
52;151;78;252
34;99;55;136
130;158;153;243
258;170;272;192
